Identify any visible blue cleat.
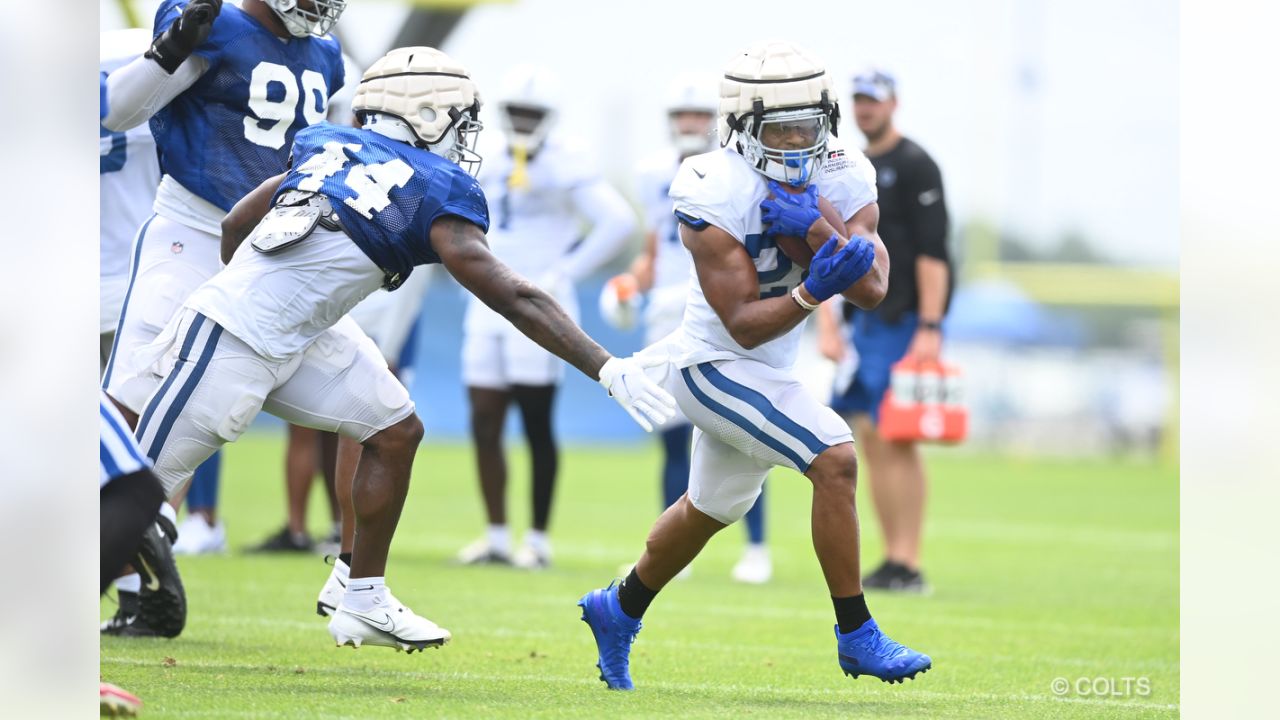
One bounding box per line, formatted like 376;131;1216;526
835;619;932;683
577;581;642;690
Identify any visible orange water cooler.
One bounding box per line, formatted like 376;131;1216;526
877;360;968;443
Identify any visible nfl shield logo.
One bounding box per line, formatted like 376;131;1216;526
171;241;184;254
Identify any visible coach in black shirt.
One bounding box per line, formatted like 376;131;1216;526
819;68;951;593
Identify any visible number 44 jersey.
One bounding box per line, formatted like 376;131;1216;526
149;0;345;213
184;122;489;361
278;122;490;281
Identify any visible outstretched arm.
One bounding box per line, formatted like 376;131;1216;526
220;173;286;263
431;215;610;380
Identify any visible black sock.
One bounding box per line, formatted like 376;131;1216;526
833;593;872;634
617;568;658;620
338;552;352;568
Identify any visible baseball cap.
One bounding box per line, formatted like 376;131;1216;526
851;68;896;101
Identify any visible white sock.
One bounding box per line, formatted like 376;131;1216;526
158;503;177;526
525;529;549;554
333;557;350;579
343;576;386;613
487;524;510;553
116;573;141;594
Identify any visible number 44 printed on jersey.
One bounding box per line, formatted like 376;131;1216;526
296;141;414;220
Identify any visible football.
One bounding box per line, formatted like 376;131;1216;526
772;195;846;270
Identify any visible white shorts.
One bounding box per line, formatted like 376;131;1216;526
644;352;852;524
134;309;414;496
102;214;222;413
460;287;578;389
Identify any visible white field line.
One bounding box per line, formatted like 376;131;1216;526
102;656;1179;714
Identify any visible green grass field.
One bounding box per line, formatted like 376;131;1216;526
101;434;1178;719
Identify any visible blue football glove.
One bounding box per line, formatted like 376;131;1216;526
802;234;877;302
760;180;822;239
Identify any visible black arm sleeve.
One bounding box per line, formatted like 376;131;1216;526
906;155;950;261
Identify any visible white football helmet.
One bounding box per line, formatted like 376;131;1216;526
352;47;484;176
718;41;840;186
264;0;346;38
495;65;561;154
664;73;718;156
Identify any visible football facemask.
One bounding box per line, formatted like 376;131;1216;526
267;0;346;39
741;107;830;187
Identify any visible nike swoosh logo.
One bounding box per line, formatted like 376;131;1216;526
136;555;161;592
918;189;941;206
692;168;706;179
839;653;860;666
353;610;394;631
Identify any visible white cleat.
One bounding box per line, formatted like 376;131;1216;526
512;543;551;570
172;515;227;555
316;559;348;617
327;593;451;654
455;537;512;565
731;545;773;584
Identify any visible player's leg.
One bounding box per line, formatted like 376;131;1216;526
318;430;343;552
732;485;772;584
129;311;276;637
315;432;361;618
100;469;165;595
846;311;930;591
504;327;566;568
580;428;763;690
678;358;930;682
173;452;226;554
511;382;558;568
461;386;512;562
263;320;448;651
658;422;692;510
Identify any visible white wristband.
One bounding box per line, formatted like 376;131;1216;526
791;285;820;312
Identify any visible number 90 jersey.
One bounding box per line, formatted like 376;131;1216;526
149;0;344;212
668;140;877;370
276;123;490;280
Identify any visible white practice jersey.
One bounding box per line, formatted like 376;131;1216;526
100;29;161;330
668;139;877;370
479;135;630;281
635;150;691;340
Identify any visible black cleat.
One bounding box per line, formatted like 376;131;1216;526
247;526;314;553
132;522;187;638
862;561;929;594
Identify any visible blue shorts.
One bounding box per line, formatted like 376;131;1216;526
831;311;918;423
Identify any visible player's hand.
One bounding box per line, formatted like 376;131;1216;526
598;355;677;432
760;180;821;239
906;326;942;364
146;0;223;74
802;234;876;302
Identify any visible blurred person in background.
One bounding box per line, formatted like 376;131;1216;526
602;73;772;584
817;68;951;593
457;65;636;569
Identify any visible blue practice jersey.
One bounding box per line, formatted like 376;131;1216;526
277;123;490;279
149;0;344;211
